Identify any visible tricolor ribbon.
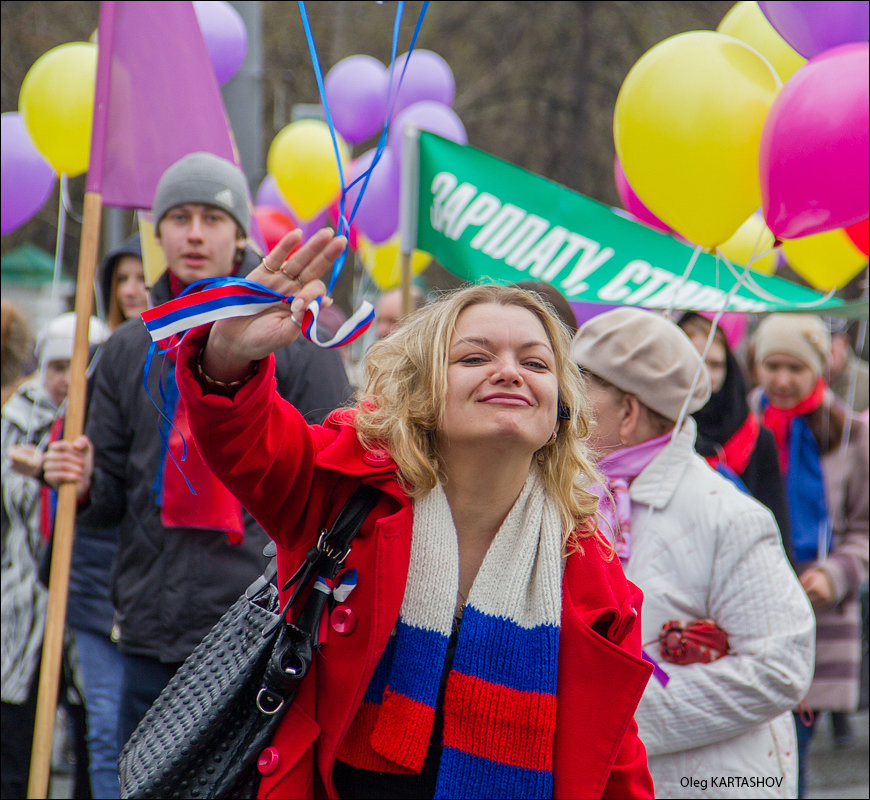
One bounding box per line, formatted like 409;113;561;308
141;276;374;349
313;569;358;602
139;277;372;493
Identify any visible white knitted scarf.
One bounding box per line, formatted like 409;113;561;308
358;465;565;797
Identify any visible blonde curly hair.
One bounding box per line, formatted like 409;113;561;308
354;284;603;547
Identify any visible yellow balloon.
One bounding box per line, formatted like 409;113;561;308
717;212;778;275
267;119;348;221
19;42;97;177
357;235;432;291
717;2;806;83
781;229;868;291
613;31;781;249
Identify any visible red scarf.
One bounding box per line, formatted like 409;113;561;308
704;412;760;477
160;340;244;545
761;377;826;473
40;417;65;542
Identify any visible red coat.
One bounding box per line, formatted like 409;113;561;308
177;331;655;799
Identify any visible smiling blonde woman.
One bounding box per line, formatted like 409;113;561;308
140;232;657;799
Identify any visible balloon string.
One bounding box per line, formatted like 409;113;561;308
718;255;837;308
839;267;868;455
665;243;703;319
53;175;67;294
297;0;429;293
639;254;757;537
60;176;84;223
332;3;406;246
335;1;430;238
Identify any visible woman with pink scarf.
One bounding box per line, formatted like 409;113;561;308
571;308;815;799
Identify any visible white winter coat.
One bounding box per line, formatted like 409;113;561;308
623;420;816;799
1;379;56;703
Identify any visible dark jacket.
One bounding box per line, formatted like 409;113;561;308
79;254;353;661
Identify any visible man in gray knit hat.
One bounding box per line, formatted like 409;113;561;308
151;151;252;285
45;152;353;750
571;307;815;798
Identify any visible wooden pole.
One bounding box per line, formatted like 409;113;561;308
27;191;103;800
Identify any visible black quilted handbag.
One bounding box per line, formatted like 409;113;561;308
119;485;380;799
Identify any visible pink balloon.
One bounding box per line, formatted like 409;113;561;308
342;148;400;244
695;311;749;351
613;156;671;233
327;200;360;252
760;43;869;240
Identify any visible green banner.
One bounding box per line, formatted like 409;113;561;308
414;132;847;314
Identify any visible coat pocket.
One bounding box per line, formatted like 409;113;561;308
257;702;322;799
584;600;638;645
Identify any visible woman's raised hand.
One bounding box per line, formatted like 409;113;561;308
204;228;347;381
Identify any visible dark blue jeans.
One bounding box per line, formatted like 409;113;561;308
118;654;182;754
72;628;124;799
794;710;817;799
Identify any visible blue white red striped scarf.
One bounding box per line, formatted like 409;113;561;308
338;469;563;798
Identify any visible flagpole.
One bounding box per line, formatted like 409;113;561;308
27;2;116;794
27;191;103;800
398;124;420;317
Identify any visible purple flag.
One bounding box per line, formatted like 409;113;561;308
87;1;237;208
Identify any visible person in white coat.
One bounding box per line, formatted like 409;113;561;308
571;307;816;799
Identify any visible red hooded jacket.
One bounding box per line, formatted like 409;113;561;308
176;329;654;799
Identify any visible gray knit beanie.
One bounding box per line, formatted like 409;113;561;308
152;152;250;235
571;307;711;421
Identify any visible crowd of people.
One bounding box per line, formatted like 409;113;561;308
2;152;868;799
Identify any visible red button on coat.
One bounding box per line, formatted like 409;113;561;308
331;605;357;634
362;449;391;466
257;747;280;776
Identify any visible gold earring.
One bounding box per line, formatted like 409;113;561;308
546;428;558;446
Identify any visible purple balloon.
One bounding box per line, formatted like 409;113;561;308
343;148;400;244
389;101;467;164
758;1;869;59
193;0;248;85
256;174;289;210
388;50;455;117
325;55;389;144
295;209;329;243
569;301;623;328
1;112;56;235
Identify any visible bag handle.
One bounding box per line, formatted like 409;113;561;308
256;484;381;714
